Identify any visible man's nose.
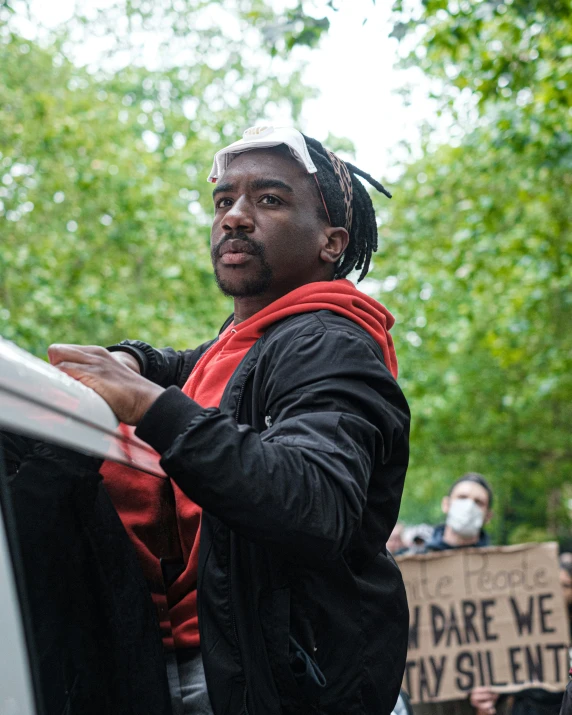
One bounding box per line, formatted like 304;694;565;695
222;196;254;233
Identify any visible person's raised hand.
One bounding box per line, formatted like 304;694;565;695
48;344;163;425
470;687;499;715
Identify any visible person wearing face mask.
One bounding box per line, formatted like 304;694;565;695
424;473;493;553
412;474;493;715
414;476;567;715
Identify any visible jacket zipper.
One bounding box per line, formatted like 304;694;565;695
234;365;256;422
228;556;250;714
230;364;256;714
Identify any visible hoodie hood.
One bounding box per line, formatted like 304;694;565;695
183;278;398;410
227;279;398;377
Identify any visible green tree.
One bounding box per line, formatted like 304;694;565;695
0;1;314;355
375;0;572;542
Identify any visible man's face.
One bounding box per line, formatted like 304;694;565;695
441;481;492;523
210;147;333;300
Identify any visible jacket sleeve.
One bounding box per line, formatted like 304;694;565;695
107;339;213;388
135;327;410;563
1;431;104;477
0;431;34;477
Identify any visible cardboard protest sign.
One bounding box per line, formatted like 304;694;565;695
396;543;570;704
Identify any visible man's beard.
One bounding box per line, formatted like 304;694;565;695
211;233;273;298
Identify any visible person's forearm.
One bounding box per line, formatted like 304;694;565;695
135;386;375;564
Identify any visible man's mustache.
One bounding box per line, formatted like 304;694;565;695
211;232;265;260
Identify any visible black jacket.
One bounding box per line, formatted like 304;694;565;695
560;676;572;715
424;523;490;552
0;433;172;715
116;310;410;715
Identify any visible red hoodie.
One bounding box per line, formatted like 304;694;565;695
101;279;397;650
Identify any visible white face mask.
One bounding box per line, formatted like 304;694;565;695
446;498;485;538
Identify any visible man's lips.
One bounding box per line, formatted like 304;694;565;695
217;238;258;266
220;252;252;265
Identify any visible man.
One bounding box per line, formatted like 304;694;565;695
425;472;493;552
48;127;410;715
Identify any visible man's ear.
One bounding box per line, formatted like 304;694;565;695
484;509;493;525
442;496;450;515
320;226;349;265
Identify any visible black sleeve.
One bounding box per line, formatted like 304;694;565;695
0;431;103;477
0;431;35;477
135;327;409;564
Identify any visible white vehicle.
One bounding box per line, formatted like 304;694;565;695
0;337;164;715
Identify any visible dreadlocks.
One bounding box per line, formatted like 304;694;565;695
302;135;391;282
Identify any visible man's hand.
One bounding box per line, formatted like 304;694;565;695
48;344;164;425
109;350;141;374
470;687;499;715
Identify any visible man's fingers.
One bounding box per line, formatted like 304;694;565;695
48;344;109;365
51;355;164;424
48;345;84;366
53;361;95;379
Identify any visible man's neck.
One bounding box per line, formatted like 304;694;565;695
442;525;481;548
232;274;331;324
233;294;276;325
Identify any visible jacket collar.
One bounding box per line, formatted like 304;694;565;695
426;523;490;551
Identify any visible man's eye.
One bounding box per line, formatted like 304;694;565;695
260;195;282;205
216;198;233;208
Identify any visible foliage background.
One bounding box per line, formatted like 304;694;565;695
1;0;570;545
1;0;316;351
375;0;572;545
